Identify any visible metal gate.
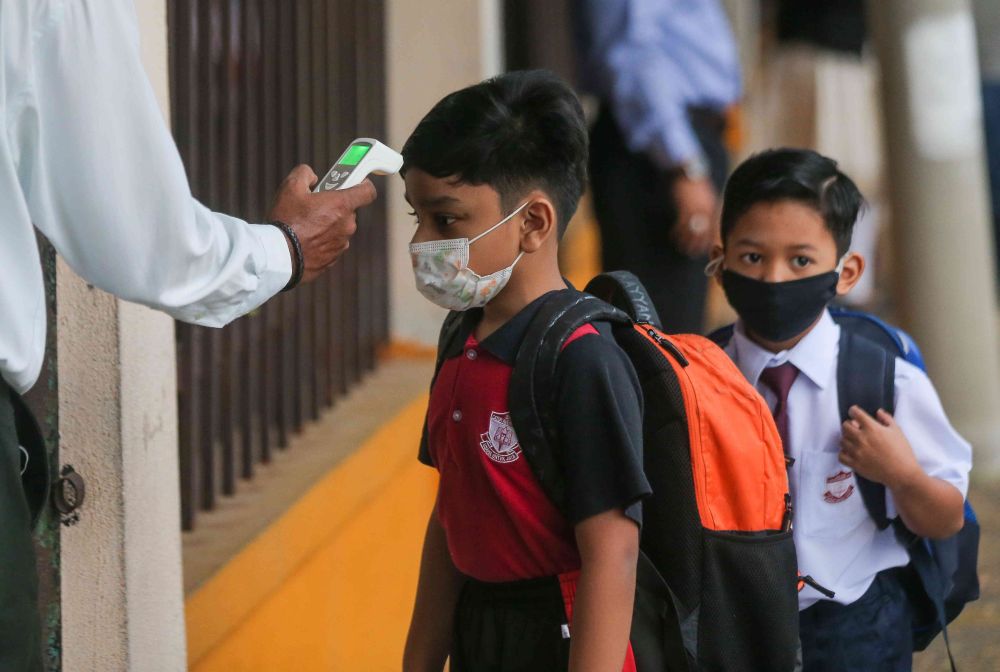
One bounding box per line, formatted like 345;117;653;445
167;0;389;531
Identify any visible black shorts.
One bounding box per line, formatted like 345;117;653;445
451;574;572;672
451;572;636;672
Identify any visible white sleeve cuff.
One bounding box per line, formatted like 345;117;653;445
246;222;293;308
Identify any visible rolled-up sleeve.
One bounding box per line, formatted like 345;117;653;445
15;0;290;327
886;359;972;517
577;0;702;168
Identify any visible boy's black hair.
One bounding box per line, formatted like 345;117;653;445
721;148;864;257
401;69;588;236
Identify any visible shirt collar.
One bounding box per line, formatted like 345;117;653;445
455;289;569;366
731;309;840;390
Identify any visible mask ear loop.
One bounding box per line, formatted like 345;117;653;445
468;201;530;245
704;256;724;277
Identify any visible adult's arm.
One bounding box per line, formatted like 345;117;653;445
12;0;373;327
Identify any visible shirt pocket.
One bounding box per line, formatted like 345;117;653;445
797;450;870;539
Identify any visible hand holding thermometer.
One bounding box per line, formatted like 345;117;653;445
313;138;403;192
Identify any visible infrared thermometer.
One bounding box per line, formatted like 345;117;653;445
313;138;403;192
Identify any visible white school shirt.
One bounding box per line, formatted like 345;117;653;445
1;0;292;394
724;310;972;610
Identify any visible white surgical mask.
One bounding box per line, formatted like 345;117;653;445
409;202;528;311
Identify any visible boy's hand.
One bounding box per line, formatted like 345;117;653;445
839;406;922;489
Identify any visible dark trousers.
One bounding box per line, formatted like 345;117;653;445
589;106;730;334
0;379;43;672
799;568;913;672
451;575;573;672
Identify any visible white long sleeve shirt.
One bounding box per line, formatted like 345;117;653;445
724;311;972;610
1;0;292;393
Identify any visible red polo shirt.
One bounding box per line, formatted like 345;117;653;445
419;291;649;583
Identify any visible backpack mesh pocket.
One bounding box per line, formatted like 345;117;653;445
698;529;799;672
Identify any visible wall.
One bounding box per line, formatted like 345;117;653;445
386;0;504;347
59;0;186;669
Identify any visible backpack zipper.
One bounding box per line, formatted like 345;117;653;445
799;575;836;599
645;328;690;367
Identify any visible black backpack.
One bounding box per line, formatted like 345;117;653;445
711;308;981;670
432;272;801;671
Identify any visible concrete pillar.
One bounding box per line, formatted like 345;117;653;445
59;1;187;669
385;0;504;347
869;0;1000;477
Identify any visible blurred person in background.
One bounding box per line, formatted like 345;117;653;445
974;0;1000;285
750;0;883;307
574;0;741;333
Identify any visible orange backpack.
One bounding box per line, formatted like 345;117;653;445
492;272;801;671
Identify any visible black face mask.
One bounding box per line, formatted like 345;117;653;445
721;269;839;343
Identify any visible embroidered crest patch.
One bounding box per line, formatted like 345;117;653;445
823;469;856;504
479;411;521;464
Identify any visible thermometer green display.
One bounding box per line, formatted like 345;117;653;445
314;138;403;192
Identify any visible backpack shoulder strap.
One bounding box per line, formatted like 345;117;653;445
583;270;662;328
434;310;472;376
421;310;478;465
830;307;927;371
837;326;896;530
707;324;735;349
508;291;631;513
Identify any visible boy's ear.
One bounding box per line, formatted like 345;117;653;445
519;193;557;253
836;252;865;296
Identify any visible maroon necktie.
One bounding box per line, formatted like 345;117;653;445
759;362;800;459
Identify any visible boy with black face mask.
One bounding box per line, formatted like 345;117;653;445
708;148;971;671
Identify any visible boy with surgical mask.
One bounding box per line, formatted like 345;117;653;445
400;71;650;672
709;148;971;671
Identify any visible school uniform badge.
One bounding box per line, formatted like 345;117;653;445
480;411;521;464
823;469;856;503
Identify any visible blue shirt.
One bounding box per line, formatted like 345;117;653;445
576;0;742;168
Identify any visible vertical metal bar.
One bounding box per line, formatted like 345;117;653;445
197;0;223;511
171;0;202;530
277;1;297;447
354;0;375;372
373;0;390;348
339;0;361;386
326;0;347;400
218;0;242;498
294;0;315;424
311;0;331;412
242;0;263;478
177;326;198;529
259;0;280;459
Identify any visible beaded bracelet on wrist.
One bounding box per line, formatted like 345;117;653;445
270;220;304;292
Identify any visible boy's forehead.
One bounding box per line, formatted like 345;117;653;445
403;169;501;210
730;200;836;250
